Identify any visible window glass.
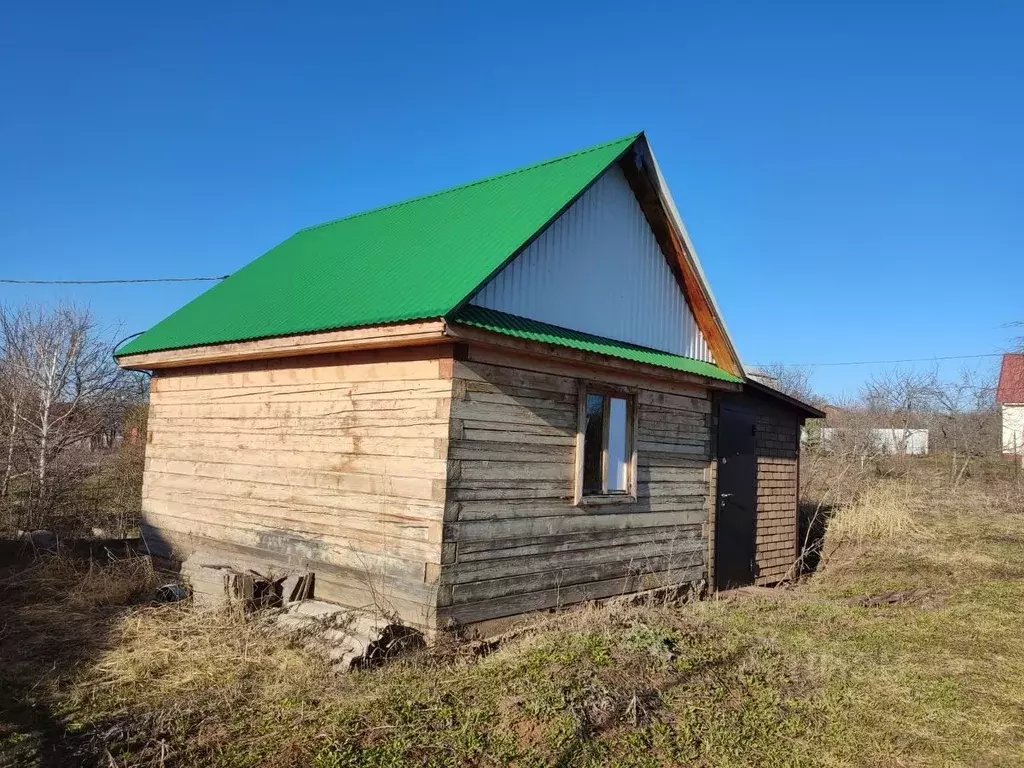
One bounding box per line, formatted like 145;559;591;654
607;397;628;492
582;394;604;494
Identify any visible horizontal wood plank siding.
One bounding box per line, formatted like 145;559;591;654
439;348;712;626
141;345;454;628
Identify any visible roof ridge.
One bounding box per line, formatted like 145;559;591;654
298;132;641;235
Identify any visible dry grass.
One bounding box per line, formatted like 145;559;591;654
746;467;1024;767
2;462;1024;766
0;556;162;766
825;481;919;544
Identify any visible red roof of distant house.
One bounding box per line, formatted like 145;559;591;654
996;354;1024;404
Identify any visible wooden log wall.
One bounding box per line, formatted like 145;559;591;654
142;345;454;628
438;346;713;627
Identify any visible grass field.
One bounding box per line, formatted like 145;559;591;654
2;462;1023;767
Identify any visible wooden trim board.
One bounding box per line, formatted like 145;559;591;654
444;323;742;393
118;320;448;369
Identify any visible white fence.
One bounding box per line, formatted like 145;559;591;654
814;427;929;455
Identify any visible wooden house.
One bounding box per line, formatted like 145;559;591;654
116;133;822;632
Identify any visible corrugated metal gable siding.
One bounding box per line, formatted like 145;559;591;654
471;165;712;362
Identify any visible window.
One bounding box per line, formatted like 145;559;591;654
576;386;635;502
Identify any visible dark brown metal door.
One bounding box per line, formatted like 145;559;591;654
715;403;758;588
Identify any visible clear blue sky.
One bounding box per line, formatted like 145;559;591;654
1;1;1021;397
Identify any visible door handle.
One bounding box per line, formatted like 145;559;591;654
720;493;733;499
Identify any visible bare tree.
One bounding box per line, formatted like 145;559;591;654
104;400;149;537
859;369;936;468
749;363;820;405
1007;320;1024;352
0;303;132;530
0;340;27;498
861;369;935;426
930;367;999;486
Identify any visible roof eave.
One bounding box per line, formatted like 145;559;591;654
744;378;826;418
443;318;743;392
116;319;448;370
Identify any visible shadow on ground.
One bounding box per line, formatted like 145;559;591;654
0;544;158;767
798;501;837;575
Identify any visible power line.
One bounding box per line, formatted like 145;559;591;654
751;352;1005;368
0;276;228;285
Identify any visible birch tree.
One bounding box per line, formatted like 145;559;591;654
0;304;129;528
0;328;26;499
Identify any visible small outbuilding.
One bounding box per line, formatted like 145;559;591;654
117;133;821;632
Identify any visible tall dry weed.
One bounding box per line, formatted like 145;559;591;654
826;482;918;544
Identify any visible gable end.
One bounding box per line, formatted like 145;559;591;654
470;164;712;362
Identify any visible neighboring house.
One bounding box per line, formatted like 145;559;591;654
116;133;822;632
996;353;1024;461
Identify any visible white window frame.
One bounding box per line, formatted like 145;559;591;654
573;381;638;506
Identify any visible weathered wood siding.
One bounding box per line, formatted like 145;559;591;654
439;346;712;627
142;345;454;628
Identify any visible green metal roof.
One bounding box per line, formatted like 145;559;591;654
117;134;640;357
451;306;742;383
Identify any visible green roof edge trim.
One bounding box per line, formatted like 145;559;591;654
449;306;742;384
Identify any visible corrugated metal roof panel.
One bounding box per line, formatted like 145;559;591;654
117;134;639;356
451;305;741;383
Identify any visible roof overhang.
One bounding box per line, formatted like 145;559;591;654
745;378;825;418
117;311;744;397
444;315;743;392
115;319;447;370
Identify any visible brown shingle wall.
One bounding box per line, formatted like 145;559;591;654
706;452;719;586
754;407;799;584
